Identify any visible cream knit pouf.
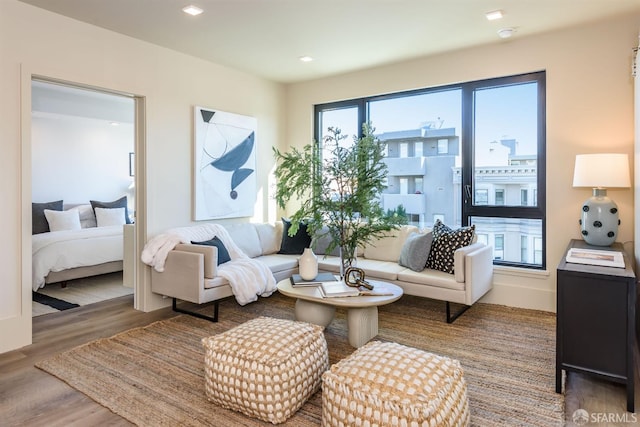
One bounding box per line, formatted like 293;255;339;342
202;316;329;424
322;341;470;427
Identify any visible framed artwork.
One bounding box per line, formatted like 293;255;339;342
194;106;257;220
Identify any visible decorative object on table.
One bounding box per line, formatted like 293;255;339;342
194;106;257;220
572;153;630;246
565;247;625;268
344;266;373;290
290;271;335;287
273;124;407;277
298;247;319;280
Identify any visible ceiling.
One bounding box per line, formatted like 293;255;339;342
19;0;640;83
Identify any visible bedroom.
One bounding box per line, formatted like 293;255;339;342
30;80;136;315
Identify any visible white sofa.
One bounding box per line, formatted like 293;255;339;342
150;222;494;323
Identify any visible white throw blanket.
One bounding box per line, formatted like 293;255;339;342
141;224;276;305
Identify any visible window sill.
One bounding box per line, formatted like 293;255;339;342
493;265;550;279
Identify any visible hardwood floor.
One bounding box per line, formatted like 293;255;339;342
1;296;638;426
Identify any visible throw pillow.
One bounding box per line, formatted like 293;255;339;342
32;200;63;234
425;220;475;274
90;196;131;224
311;226;340;256
95;207;126;227
398;231;434;272
278;218;311;255
44;208;81;232
192;236;231;265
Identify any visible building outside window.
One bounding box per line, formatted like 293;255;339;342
521;235;528;263
494;234;504;260
475;189;488;205
314;71;546;269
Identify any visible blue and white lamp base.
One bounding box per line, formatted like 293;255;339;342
579;188;619;246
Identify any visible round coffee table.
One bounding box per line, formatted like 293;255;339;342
276;278;403;348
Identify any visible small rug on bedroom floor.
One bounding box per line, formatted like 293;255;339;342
36;293;565;426
32;272;133;316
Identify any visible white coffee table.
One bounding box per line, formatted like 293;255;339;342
276;278;403;348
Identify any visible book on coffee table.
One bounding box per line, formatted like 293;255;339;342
290;272;337;287
319;281;361;298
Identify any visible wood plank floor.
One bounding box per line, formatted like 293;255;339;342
1;295;638;426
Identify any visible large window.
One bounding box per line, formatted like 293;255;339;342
315;72;546;269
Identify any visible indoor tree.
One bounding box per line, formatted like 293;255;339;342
273;123;406;276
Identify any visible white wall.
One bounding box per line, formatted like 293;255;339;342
0;0;285;353
32;114;134;204
285;13;640;312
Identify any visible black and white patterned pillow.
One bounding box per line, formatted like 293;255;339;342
425;220;475;274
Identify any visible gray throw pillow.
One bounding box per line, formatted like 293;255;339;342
398;231;433;272
311;226;341;256
32;200;63;234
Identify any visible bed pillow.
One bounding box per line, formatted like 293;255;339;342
278;218;311;255
90;196;131;224
44;208;81;232
425;220;475;274
399;231;433;272
95;207;126;227
192;236;231;265
32;200;63;234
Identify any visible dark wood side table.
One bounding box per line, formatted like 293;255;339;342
556;239;636;412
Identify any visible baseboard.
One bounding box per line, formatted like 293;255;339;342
479;282;556;313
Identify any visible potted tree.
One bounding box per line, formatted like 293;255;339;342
273;123;406;276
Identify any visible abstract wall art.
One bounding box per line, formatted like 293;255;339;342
194;106;257;220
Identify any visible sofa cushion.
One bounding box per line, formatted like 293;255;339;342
316;256;404;281
426;220;475;274
278;218;311;255
363;225;419;262
32;200;63;234
192;236;231;265
255;223;281;255
398;231;433;272
257;254;299;274
397;268;465;291
225;223;263;258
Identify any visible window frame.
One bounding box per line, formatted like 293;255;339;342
313;71;546;269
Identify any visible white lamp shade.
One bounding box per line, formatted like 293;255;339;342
572;153;631;188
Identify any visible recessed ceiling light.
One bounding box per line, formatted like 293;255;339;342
182;5;203;16
497;28;516;39
299;56;314;62
109;121;119;126
485;10;504;21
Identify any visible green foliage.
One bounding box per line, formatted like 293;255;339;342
273;124;406;270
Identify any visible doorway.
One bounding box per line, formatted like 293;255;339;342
30;78;140;317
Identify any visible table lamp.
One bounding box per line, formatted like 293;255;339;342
572;153;630;246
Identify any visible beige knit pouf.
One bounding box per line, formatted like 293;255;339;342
201;316;329;424
322;341;470;427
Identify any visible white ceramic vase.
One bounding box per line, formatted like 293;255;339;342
299;247;318;280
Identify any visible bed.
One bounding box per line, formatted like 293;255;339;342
31;200;127;291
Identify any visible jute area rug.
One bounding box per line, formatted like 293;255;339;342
36;293;564;426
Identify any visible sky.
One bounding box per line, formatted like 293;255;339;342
320;81;539;163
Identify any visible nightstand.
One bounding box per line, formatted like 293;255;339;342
556;239;636;412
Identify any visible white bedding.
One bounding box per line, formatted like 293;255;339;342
32;226;123;291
